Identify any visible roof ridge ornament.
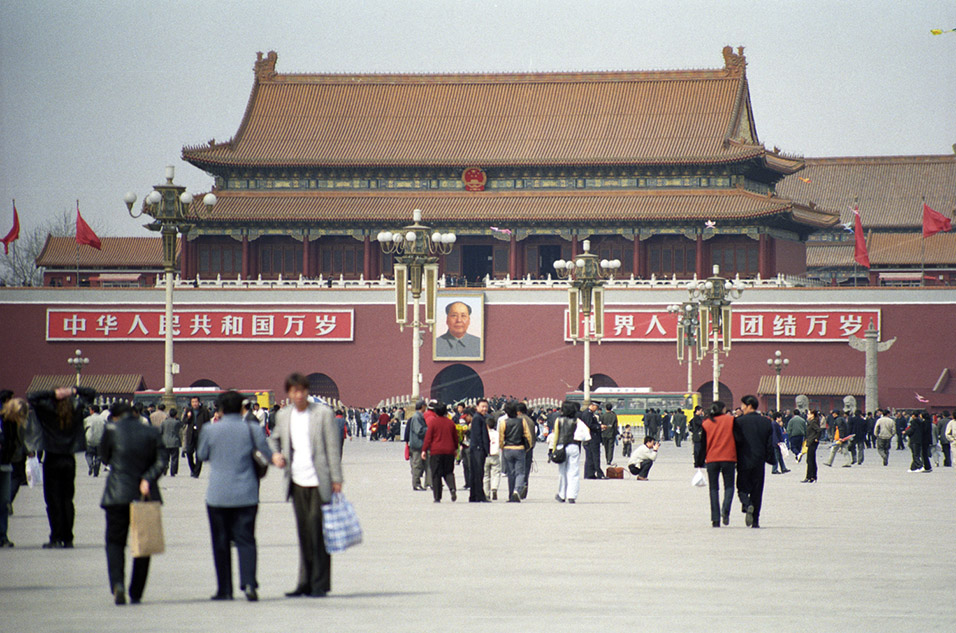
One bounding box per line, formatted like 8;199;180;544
255;50;278;83
722;45;746;76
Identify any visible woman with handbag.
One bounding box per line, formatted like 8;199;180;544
548;401;591;504
197;390;276;602
696;401;736;527
99;401;166;605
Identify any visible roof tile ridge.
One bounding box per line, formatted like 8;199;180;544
804;155;956;165
265;67;738;85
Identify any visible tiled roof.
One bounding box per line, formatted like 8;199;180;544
35;236;175;268
868;231;956;265
807;231;956;268
26;374;146;396
195;188;837;229
757;375;864;396
777;155;956;229
806;242;855;268
182;49;782;169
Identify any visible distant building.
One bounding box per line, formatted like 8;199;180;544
179;48;837;284
35;236;172;287
778;155;956;286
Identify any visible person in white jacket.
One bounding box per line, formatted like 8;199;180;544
627;436;660;480
548;401;591;504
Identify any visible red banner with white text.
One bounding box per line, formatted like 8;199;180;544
565;309;880;342
47;308;354;342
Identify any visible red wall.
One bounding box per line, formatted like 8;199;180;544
3;288;955;411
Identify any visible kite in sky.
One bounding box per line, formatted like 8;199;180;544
915;393;930;403
930;28;955;35
704;220;716;229
490;226;512;235
798;177;812;184
841;222;854;232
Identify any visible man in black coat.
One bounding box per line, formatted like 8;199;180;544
182;396;211;478
733;395;775;528
27;385;97;548
468;400;491;502
99;401;166;605
580;401;604;479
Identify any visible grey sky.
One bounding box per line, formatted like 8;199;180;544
1;0;953;238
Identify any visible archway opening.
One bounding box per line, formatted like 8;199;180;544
577;373;619;392
430;364;484;404
190;378;221;389
697;381;733;411
307;372;340;402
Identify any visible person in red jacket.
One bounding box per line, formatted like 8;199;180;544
696;401;737;528
421;401;458;503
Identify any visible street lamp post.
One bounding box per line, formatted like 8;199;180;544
554;240;620;402
124;166;216;410
667;301;700;393
687;265;743;404
67;348;90;387
376;209;456;401
766;350;790;412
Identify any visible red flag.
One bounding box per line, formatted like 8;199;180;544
922;203;952;238
852;206;870;268
1;202;19;255
75;204;101;250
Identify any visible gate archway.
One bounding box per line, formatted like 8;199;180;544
430;364;484;404
190;378;220;389
577;373;619;392
307;372;340;402
697;380;733;410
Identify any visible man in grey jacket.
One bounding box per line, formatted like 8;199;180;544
269;373;343;598
160;408;183;477
198;391;276;602
404;400;429;490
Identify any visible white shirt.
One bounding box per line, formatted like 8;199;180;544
488;421;501;456
290;407;319;487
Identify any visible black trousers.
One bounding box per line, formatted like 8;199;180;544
207;505;258;595
43;453;76;544
468;451;487;502
706;461;735;523
291;484;331;594
920;443;932;471
583;441;602;478
627;460;653;478
460;446;471;487
603;437;615;463
910;443;923;470
186;449;202;477
429;453;456;501
736;465;766;524
521;449;534;497
942;443;952;467
805;441;819;481
164;447;179;477
104;505;150;599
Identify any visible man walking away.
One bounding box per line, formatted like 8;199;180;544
498;400;533;502
770;413;790;474
160;408;183;476
786;410;806;463
468;401;490;502
825;411;852;468
422;401;458;502
404;400;428;491
182;397;211;478
874;409;895;467
733;395;775;528
672;409;687;448
600;403;618;464
937;412;952;468
580;402;604;479
84;405;107;477
517;402;536;499
849;410;867;465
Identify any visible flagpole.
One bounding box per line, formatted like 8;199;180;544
75;200;81;287
920;196;926;287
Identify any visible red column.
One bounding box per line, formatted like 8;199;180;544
696;235;706;278
758;234;771;278
241;235;250;279
179;235;188;277
571;235;579;259
509;234;518;278
363;235;372;280
633;236;644;278
302;235;310;278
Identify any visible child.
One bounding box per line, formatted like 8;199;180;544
627;436;660;480
620;425;634;458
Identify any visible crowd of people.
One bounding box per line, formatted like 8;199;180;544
1;381;953;604
0;375;344;606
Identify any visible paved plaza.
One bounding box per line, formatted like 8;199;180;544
2;438;954;632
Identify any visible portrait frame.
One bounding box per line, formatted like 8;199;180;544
433;292;485;362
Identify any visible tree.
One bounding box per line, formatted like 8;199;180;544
0;208;108;287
